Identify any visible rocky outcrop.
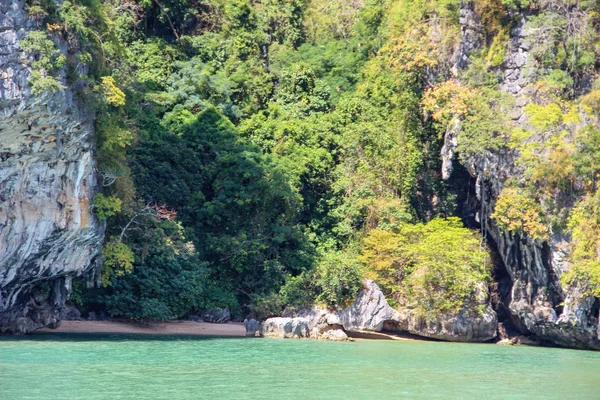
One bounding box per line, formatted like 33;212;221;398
321;329;348;342
0;0;104;334
443;1;600;350
259;314;350;341
338;281;402;332
244;318;261;337
58;304;82;321
260;281;496;342
261;317;310;339
452;1;484;72
396;304;497;343
340;281;497;342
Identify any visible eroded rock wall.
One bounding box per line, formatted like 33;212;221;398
340;281;497;342
445;1;600;350
0;0;104;333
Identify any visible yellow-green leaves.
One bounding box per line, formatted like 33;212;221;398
561;191;600;297
93;193;122;220
422;80;472;127
524;103;563;131
422;81;511;157
96;113;135;153
100;76;126;106
360;217;491;317
20;30;64;95
581;89;600;117
359;229;408;297
491;187;548;240
508;127;534;149
101;238;135;287
485;27;508;67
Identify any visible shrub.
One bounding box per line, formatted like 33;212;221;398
101;238;134;287
313;249;363;308
491;187;548;240
561;191;600;297
100;76;126;106
524;103;563;131
93;193;122;220
98;225;209;320
360;217;491;317
20;30;64;95
422;81;510;158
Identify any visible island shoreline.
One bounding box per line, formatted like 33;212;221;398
35;320;427;341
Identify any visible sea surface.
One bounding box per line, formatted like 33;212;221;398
1;333;599;399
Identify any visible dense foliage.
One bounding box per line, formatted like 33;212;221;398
359;218;491;317
27;0;600;320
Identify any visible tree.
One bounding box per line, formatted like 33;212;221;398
360;218;491;316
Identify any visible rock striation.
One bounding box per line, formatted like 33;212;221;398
443;1;600;350
0;0;104;334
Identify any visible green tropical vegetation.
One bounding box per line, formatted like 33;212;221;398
24;0;600;320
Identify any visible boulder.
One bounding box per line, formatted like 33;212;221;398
338;281;402;332
244;319;261;337
326;313;341;326
201;309;231;324
58;305;82;321
321;329;349;342
186;314;203;323
261;317;310;338
86;311;108;321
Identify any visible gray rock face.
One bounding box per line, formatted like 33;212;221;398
338;281;402;332
0;0;104;334
338;281;497;342
261;317;310;339
444;2;600;350
441;119;460;180
452;1;483;72
244;318;260;337
397;304;498;342
321;329;348;342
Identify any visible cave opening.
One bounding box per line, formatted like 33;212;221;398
445;160;480;229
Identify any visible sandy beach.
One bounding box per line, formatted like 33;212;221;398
38;320;246;336
36;320;428;341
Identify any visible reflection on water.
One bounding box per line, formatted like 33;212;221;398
1;333;599;399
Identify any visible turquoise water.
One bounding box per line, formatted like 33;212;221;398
1;334;599;399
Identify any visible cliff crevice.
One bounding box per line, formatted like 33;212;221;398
446;1;600;350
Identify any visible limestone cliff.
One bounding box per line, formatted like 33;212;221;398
0;0;104;334
444;1;600;350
